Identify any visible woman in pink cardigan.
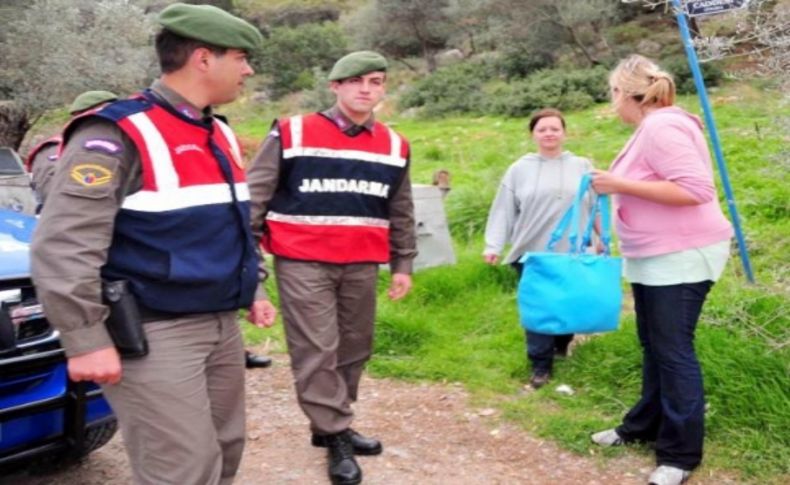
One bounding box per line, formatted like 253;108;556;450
589;55;733;485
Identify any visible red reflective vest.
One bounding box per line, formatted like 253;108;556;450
25;135;62;172
263;113;409;264
61;93;259;313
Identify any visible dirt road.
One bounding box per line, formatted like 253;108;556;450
7;351;743;485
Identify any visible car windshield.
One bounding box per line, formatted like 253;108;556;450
0;148;25;176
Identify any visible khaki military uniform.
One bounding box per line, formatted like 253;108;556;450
28;142;59;207
247;106;416;434
31;80;246;485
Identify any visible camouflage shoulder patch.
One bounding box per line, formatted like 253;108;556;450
70;164;113;187
83;138;122;155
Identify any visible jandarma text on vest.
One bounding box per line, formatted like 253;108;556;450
298;178;390;198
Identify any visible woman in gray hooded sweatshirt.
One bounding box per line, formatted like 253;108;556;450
483;108;593;389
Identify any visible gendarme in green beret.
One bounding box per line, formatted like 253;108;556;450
69;90;118;115
157;3;263;52
328;51;388;82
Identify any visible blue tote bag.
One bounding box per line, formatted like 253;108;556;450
517;174;622;335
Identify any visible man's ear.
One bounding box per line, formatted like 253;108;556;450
189;47;212;72
329;80;341;94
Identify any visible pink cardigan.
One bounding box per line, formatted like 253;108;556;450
609;107;733;258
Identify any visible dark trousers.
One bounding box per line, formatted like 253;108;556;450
526;330;573;373
616;281;713;471
512;262;573;373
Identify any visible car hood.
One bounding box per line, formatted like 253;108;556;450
0;209;36;279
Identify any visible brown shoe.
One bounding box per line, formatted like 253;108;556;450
529;371;551;389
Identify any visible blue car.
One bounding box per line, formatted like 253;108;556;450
0;147;116;472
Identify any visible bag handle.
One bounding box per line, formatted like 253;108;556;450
545;173;590;252
544;173;613;255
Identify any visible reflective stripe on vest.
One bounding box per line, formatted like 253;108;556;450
263;113;408;263
282;115;406;168
116;109;249;212
97;97;258;314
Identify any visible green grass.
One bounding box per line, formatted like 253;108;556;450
242;81;790;482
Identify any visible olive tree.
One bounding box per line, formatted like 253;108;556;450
0;0;155;149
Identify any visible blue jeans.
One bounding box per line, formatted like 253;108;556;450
512;262;573;374
616;281;713;471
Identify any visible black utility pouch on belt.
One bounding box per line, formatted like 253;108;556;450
101;280;148;359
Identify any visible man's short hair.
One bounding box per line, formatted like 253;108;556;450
155;30;227;74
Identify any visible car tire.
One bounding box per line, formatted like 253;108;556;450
31;420;118;474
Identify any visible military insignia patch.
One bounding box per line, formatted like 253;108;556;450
83;138;122;155
70;164;113;187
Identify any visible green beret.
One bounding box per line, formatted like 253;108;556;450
69;90;118;114
157;3;263;52
328;51;388;81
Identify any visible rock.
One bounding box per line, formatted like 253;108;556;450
436;48;464;66
251;90;269;104
555;384;575;396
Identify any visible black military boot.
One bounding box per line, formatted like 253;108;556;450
326;431;362;485
245;351;272;369
312;428;383;455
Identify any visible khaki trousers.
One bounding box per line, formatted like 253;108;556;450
101;311;245;485
275;257;378;434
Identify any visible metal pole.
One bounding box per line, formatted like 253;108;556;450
671;0;755;283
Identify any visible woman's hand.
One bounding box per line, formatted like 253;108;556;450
591;169;627;195
483;253;499;265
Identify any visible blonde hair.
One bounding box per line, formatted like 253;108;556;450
610;54;676;108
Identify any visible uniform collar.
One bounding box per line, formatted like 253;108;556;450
150;79;213;123
321;105;375;135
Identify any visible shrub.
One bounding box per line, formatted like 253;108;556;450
401;62;609;118
484;79;549;117
255;22;347;99
607;23;653;44
400;61;495;116
662;56;725;94
300;68;335;112
485;66;609;117
496;48;555;79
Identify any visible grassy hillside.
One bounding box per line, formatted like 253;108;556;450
244;80;789;483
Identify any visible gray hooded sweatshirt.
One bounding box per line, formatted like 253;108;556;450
484;151;593;264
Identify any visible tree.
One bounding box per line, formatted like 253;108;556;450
627;0;789;87
535;0;619;66
0;0;155;149
444;0;493;55
344;0;453;72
